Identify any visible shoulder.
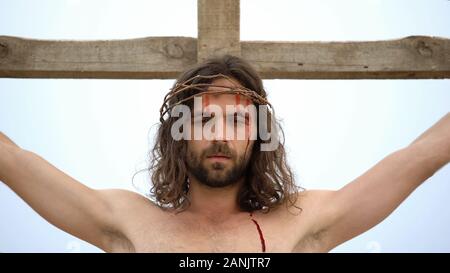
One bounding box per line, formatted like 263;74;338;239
277;190;339;252
98;188;151;202
275;189;338;233
260;189;335;224
97;188;161;213
94;189;163;252
276;189;336;214
296;189;337;208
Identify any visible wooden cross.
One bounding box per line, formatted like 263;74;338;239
0;0;449;79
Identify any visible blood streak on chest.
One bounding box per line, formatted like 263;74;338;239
250;212;266;252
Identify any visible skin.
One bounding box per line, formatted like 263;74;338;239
0;78;449;252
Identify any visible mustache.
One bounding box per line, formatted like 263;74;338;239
203;143;235;158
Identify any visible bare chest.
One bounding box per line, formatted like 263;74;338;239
117;211;317;253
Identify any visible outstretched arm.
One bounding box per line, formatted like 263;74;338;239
308;113;450;250
0;132;19;148
0;132;120;251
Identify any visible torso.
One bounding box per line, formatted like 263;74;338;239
106;191;329;253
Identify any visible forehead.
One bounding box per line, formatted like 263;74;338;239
201;77;251;106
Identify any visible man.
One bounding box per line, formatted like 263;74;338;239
0;55;449;252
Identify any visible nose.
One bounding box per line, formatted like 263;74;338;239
209;115;228;142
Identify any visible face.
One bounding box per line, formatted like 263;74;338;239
185;78;255;188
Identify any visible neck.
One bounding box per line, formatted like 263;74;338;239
186;176;244;220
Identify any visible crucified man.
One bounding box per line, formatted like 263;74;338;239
0;55;449;252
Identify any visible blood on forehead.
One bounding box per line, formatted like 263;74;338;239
235;94;251;106
200;94;251;109
202;94;209;108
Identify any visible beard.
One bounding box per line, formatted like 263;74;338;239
186;142;251;188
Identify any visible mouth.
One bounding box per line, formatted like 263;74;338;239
206;154;231;161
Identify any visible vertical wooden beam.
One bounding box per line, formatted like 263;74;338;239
197;0;240;62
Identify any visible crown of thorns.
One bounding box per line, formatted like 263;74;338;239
159;73;272;123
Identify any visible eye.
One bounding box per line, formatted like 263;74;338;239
234;114;248;125
202;117;211;123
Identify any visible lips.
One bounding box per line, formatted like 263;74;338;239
207;154;230;159
206;153;232;162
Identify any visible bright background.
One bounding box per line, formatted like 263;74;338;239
0;0;449;252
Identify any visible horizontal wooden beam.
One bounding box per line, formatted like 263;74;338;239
0;35;448;79
0;36;197;79
242;36;450;79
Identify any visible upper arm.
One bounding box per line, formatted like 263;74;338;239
307;146;444;251
0;131;20;148
1;148;118;251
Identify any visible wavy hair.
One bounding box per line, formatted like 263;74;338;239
143;55;300;212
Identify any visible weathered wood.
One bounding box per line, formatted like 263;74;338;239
0;36;197;79
0;35;449;79
197;0;240;62
242;36;450;79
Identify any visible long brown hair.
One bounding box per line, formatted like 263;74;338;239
142;55;300;212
